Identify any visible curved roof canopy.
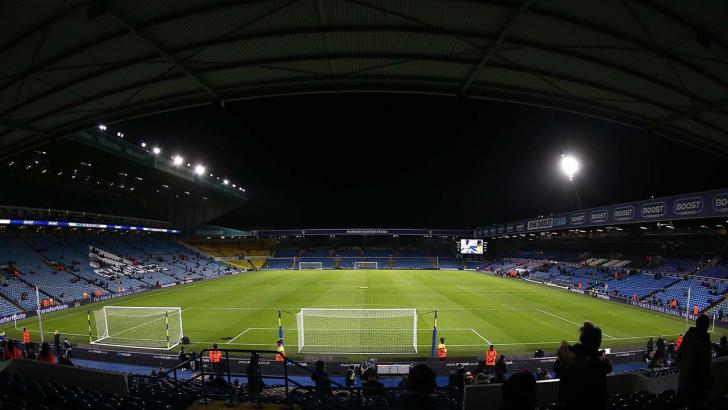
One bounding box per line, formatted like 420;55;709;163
2;0;728;157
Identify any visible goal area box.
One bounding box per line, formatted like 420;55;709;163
354;261;378;269
296;308;417;354
91;306;183;350
299;261;323;270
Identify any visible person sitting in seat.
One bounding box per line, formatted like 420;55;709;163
392;364;438;410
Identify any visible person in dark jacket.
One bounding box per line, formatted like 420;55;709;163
714;336;728;358
392;364;438;410
53;330;61;358
502;371;537;410
677;314;712;409
247;352;265;395
557;321;612;410
311;360;331;397
494;355;508;382
361;367;386;397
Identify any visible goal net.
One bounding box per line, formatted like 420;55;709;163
354;261;379;269
299;261;323;270
296;308;417;354
91;306;183;350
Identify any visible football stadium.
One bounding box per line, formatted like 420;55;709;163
2;1;728;409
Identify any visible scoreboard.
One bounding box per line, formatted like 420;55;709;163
457;239;486;254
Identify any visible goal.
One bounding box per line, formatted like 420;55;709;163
91;306;183;350
354;261;379;269
299;261;323;270
296;308;417;354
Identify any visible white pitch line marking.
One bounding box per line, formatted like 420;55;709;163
536;308;616;339
226;328;252;344
470;328;492;345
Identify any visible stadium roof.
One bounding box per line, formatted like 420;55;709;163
2;1;728;157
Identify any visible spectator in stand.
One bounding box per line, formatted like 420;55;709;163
311;360;331;397
714;336;728;358
3;339;20;360
646;337;654;355
53;330;61;358
556;321;612;410
361;367;386;397
502;371;538;410
677;314;712;408
58;350;73;367
392;364;438;410
656;336;666;356
494;354;508;382
345;365;356;388
62;337;71;357
178;346;188;370
37;342;55;364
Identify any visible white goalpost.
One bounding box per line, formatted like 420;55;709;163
354;261;379;269
299;261;324;270
296;308;417;354
91;306;183;350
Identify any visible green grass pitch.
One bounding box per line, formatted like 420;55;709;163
5;270;724;359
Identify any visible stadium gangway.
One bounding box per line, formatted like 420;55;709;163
163;349;463;409
160;348;349;409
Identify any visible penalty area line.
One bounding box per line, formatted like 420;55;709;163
226;328;253;344
470;328;492;345
536;308;616;340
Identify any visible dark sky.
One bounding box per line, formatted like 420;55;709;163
119;94;728;229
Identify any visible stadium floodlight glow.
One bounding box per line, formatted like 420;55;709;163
140;142;147;148
172;155;183;166
223;179;229;185
194;164;206;175
560;154;579;181
152;146;161;154
98;124;107;131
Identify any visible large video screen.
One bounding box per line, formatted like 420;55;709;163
459;239;484;254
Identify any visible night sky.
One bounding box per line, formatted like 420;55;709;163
119;94;728;230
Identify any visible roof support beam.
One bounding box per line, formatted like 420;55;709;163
459;0;533;96
104;6;224;104
648;99;728;129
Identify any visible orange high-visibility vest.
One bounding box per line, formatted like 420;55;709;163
437;343;447;359
676;335;683;348
693;306;699;315
209;349;222;363
22;330;30;344
486;349;497;366
276;345;286;362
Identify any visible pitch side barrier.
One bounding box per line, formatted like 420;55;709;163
477;187;728;237
70;344;644;377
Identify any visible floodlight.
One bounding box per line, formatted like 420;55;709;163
172;155;183;166
560;155;579;181
152;147;161;155
140;142;147;148
223;179;229;185
194;164;205;175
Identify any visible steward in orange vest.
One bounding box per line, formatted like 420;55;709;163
209;343;222;371
485;345;497;372
437;337;447;360
275;340;286;362
693;305;700;316
22;328;30;350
